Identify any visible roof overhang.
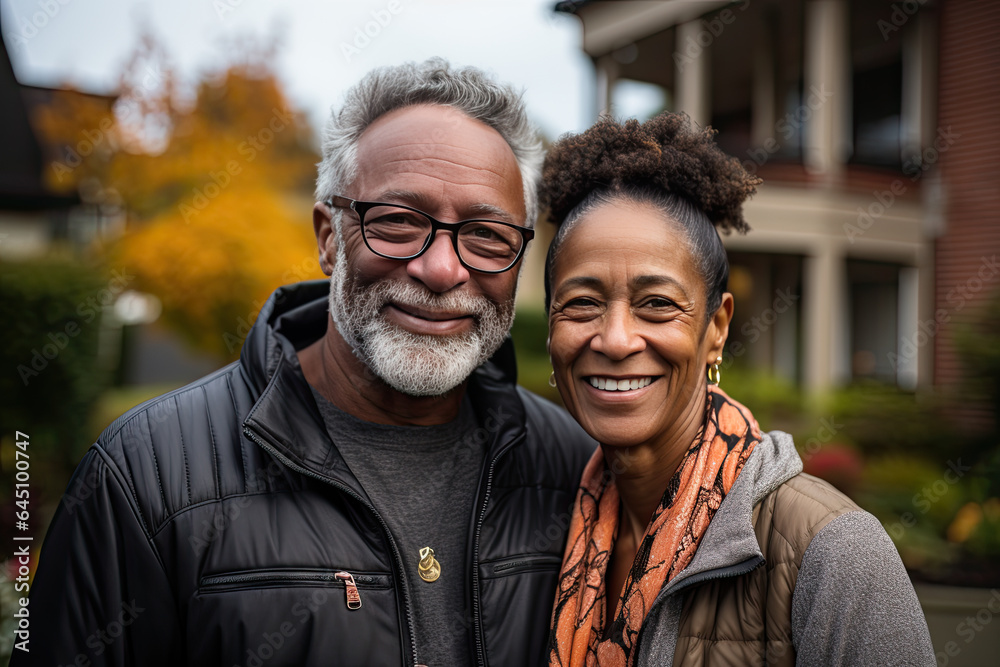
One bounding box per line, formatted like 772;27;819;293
556;0;734;57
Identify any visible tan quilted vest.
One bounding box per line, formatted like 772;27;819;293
671;473;859;666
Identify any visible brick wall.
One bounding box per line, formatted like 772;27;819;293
934;0;1000;416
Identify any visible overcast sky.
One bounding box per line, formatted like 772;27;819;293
1;0;602;140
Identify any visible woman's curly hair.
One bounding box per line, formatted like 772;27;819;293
540;112;760;232
540;112;761;317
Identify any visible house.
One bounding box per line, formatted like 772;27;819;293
0;32;80;257
0;30;130;259
552;0;999;397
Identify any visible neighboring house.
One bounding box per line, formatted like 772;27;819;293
0;33;80;257
0;32;126;258
552;0;998;396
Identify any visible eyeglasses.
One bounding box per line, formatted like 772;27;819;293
325;195;534;274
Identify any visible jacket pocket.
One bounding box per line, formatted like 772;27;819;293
198;568;392;593
199;568;391;593
189;568;400;665
484;553;563;578
477;554;564;666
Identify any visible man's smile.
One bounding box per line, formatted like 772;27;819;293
383;302;476;335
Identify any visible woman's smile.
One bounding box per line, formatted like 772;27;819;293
547;200;723;449
585;375;657;392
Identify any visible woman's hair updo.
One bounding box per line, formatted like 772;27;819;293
541;112;761;319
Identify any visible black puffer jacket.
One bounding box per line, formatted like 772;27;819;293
16;281;595;666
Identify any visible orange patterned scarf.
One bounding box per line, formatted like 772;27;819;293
548;385;761;667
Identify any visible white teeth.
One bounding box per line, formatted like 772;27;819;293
588;377;653;392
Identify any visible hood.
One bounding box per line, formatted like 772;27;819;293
664;429;804;594
239;280;330;394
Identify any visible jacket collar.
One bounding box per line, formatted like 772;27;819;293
240;281;526;494
661;429;803;596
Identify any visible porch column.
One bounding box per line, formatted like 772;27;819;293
675;19;710;126
595;54;617;118
803;243;848;392
803;0;850;175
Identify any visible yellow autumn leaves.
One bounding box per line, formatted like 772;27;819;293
118;188;321;358
33;43;324;361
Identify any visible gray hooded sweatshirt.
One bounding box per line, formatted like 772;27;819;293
635;430;936;666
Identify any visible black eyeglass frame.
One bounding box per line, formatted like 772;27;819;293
325;195;535;274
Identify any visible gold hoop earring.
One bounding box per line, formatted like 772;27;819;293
707;356;722;385
548;372;557;388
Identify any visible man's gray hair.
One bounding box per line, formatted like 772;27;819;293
315;57;543;225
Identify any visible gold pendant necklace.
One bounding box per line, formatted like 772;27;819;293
418;546;441;582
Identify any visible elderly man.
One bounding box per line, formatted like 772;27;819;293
17;59;594;666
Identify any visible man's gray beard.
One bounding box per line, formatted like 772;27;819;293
327;244;515;397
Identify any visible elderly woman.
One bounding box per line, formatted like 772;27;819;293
542;114;935;666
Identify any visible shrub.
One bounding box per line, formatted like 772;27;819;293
0;259;113;514
511;307;560;403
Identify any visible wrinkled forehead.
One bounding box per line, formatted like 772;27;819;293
547;199;705;305
354;105;523;209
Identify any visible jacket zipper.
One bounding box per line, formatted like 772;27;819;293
244;426;420;667
647;553;766;623
630;555;766;659
665;555;765;596
200;570;388;588
335;572;362;610
199;569;386;610
471;432;526;667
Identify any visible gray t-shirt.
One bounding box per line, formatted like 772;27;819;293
310;387;485;667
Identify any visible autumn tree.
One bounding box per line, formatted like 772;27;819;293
33;34;324;361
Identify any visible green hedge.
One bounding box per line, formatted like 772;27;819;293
0;258;114;513
511;307;560;403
